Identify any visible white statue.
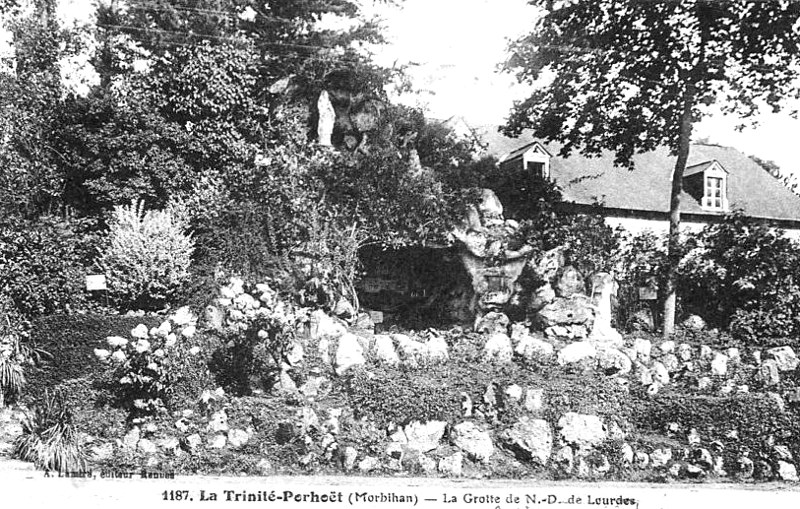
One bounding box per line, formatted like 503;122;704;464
317;90;336;146
588;272;623;347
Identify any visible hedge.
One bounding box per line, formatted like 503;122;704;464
632;389;800;473
23;313;161;403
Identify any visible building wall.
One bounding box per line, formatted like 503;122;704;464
604;215;800;241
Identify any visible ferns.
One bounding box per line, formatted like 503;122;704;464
0;354;24;406
14;391;88;472
0;305;29;406
97;200;195;310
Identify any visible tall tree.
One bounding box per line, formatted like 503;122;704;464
0;0;71;217
503;0;800;336
62;0;397;213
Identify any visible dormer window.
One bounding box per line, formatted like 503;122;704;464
498;141;552;178
526;161;545;177
704;175;724;210
683;159;729;212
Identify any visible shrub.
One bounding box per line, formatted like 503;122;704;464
96;200;194;310
207;278;308;395
344;339;635;431
613;230;671;330
677;212;800;342
98;307;204;419
14;390;89;472
24;314;161;402
0;215;101;317
293;208;365;313
0;354;24;407
345;366;463;427
632;389;800;473
0;298;30;405
191;200;289;283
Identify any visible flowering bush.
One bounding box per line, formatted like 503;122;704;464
209;277;309;394
96;306;200;419
96;200;194;310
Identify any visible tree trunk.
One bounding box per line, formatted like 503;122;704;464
662;83;696;337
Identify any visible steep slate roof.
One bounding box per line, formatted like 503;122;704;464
501;141;552;163
476;126;800;223
683;160;726;178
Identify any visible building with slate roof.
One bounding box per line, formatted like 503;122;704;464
474;125;800;239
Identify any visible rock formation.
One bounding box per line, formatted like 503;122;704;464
451;189;533;323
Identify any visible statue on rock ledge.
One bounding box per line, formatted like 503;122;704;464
451;189;534;327
587;272;623;347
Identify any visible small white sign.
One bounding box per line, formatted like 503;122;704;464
86;274;108;291
638;286;657;301
368;310;384;324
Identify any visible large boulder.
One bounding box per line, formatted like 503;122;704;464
452;422;495;463
711;353;729;376
393;334;426;366
759;360;781;386
529;283;556;312
425;334;449;363
475;312;510;334
766;346;799;372
515;333;555;362
373;334;400;366
207;410;229;433
438;452;464;477
596;347;632;376
777;461;799;481
557;341;597;366
530;247;565;282
334;333;366;375
650;448;672;468
332;299;355;320
557;413;606;451
477;188;504;219
310;309;346;340
682;314;706;331
555;266;586;298
500;417;552;464
483;333;513;364
535;295;594;328
228;429;249;450
633;337;652;361
404;420;447;453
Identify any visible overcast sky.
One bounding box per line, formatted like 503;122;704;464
2;0;799;175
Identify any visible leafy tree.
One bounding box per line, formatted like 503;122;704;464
0;0;72;218
62;0;402;214
751;155;798;194
59;41;263;212
504;0;800;336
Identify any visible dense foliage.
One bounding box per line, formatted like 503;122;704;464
679;213;800;343
24;314;160;402
96;201;194;310
504;0;800;335
0;215;100;317
13;390;89;472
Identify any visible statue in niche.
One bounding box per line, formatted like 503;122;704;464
317;90;336;147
